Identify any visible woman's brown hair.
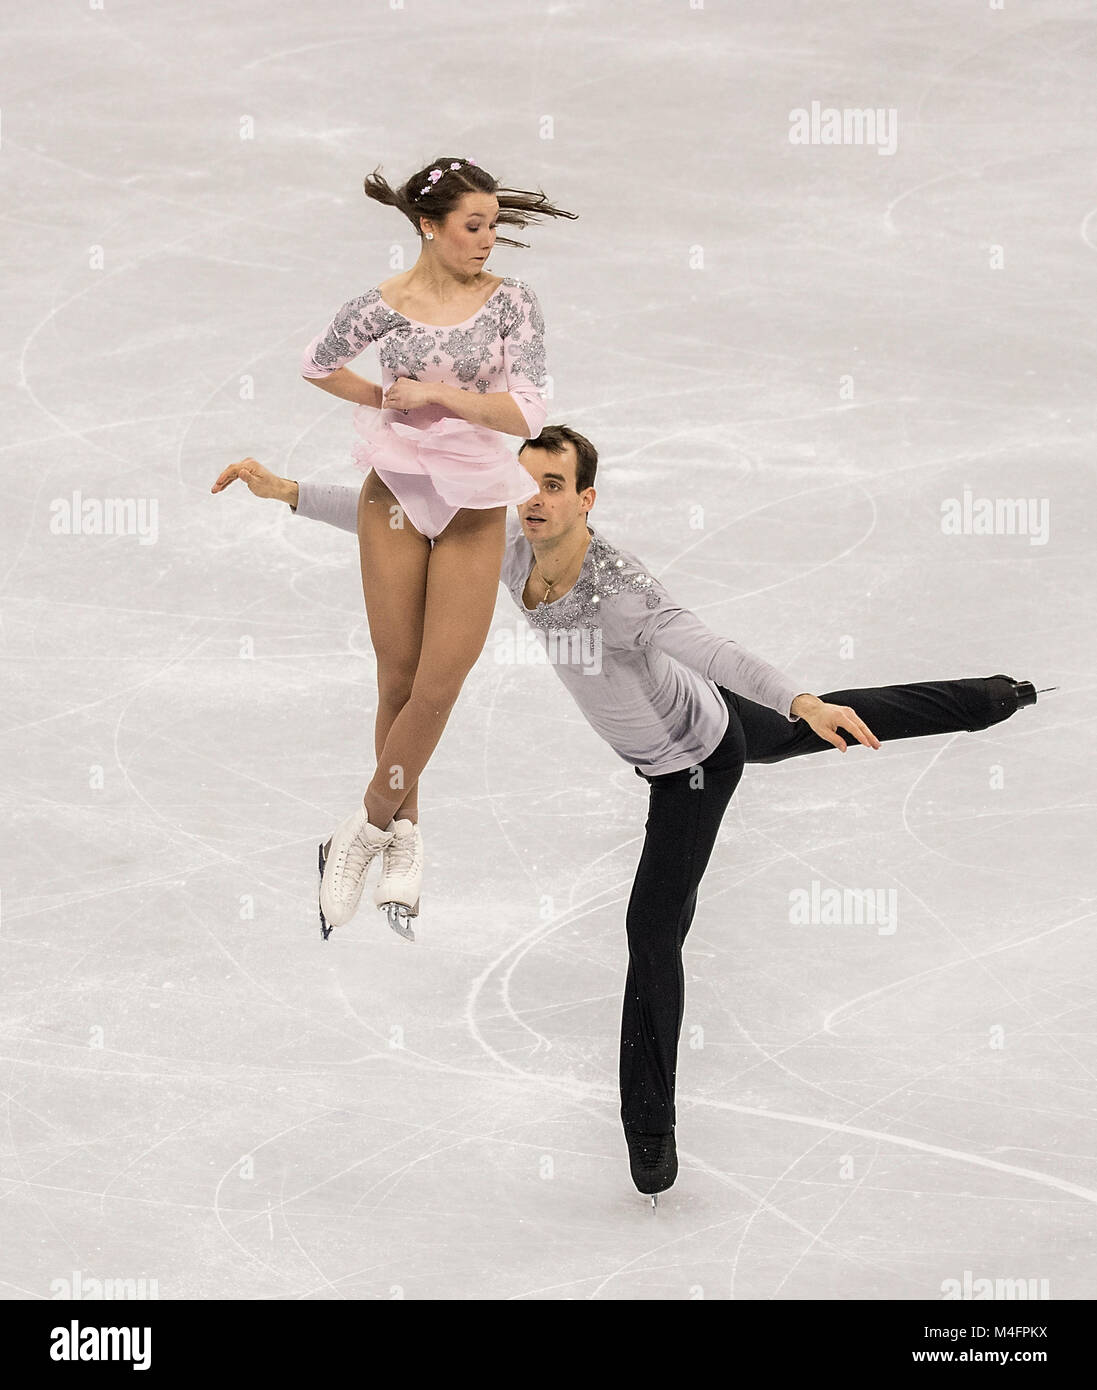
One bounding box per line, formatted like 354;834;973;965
364;156;577;249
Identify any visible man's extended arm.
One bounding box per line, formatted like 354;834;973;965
291;480;359;534
631;585;813;722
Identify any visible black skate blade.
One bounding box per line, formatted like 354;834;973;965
318;840;333;941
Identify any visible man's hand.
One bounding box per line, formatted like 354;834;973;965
211;457;298;509
790;693;880;752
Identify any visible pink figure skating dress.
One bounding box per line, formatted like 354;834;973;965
300;277;547;539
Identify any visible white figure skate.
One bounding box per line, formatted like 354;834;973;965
374;818;423;943
318;806;394;939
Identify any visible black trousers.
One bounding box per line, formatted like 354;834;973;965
619;676;1021;1134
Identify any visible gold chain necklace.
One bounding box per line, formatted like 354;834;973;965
533;529;590;604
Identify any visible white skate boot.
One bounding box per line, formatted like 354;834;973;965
318;806;394;939
373;818;423;943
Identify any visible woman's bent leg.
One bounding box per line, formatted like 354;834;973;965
357;473;431;821
727;676;1020;766
363;505;507;829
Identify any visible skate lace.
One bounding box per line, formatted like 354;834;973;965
339;824;384;878
386;829;421;878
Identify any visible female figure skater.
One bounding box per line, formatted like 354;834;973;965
284;156;574;935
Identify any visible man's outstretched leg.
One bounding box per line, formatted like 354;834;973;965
724;675;1036;766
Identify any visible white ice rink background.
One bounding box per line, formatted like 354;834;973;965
2;0;1096;1299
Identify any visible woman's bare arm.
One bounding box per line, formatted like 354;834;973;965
303;367;383;409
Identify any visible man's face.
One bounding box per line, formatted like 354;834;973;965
517;443;594;540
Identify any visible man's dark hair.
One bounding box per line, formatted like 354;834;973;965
519;425;598;493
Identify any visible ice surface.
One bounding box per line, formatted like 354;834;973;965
2;0;1095;1300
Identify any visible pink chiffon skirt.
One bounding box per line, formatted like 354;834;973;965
350;407;538;538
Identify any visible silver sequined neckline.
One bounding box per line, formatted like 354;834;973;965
524;527;662;630
376;277;514;329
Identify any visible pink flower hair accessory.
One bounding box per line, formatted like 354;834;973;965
419;158;478;195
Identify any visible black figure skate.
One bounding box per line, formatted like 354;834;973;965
625;1129;678;1209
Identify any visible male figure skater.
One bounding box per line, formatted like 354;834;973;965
212;429;1038;1199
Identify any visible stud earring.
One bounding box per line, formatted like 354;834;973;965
425;233;434;240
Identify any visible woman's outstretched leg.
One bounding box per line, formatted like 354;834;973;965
725;676;1027;767
322;499;506;930
363;503;507;829
357;472;431;821
319;472;437;932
